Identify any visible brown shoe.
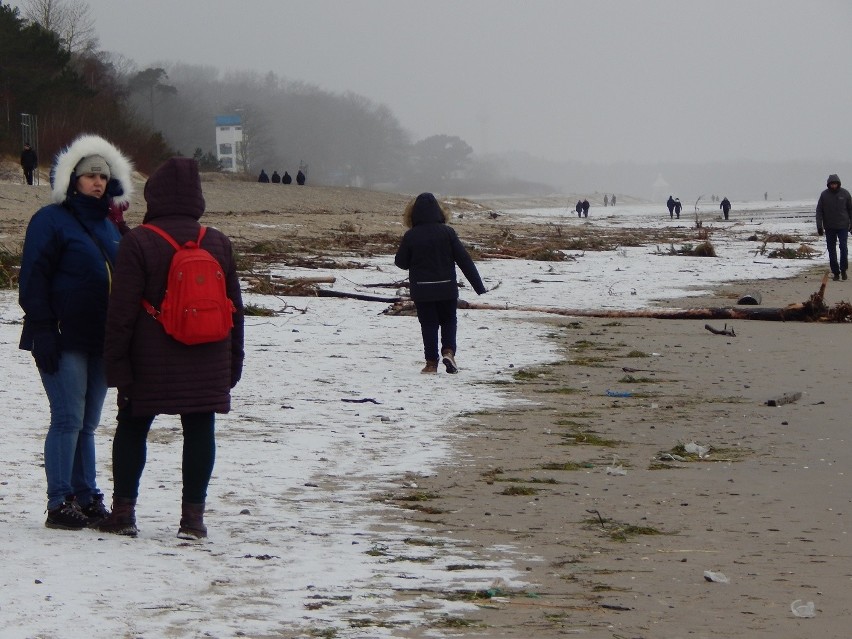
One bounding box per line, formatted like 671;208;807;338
178;501;207;540
98;496;138;537
441;349;458;374
421;360;439;374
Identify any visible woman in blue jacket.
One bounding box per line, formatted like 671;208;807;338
19;134;134;530
395;193;486;374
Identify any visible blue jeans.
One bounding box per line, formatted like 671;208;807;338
39;351;108;510
825;228;849;276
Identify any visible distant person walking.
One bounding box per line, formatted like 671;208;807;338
674;198;682;219
394;193;486;374
282;171;292;184
816;173;852;281
610;194;616;205
720;197;731;220
666;195;675;219
296;170;306;185
581;199;590;218
603;194;609;207
575;200;583;218
99;157;245;539
21;143;38;185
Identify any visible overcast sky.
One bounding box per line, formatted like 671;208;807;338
16;0;852;164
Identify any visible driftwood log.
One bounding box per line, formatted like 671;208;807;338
451;273;842;322
385;273;852;322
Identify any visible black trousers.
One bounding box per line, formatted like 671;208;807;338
414;298;457;362
111;406;216;503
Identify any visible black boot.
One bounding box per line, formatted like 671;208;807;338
178;502;207;540
98;496;138;537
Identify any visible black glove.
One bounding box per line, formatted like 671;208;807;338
32;331;60;374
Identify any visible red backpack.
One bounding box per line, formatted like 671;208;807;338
141;224;235;345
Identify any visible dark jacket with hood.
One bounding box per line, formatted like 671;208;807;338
816;174;852;233
394;193;486;303
104;158;244;416
19;134;133;356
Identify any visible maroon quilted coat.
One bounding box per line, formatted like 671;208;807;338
104;158;244;416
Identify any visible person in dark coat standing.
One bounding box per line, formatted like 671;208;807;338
581;199;590;218
257;169;269;183
816;173;852;281
282;171;292;184
611;194;616;205
271;170;281;183
296;169;306;185
666;195;675;218
575;200;583;217
21;142;38;185
395;193;486;374
99;157;245;539
674;198;682;219
19;133;134;530
720;197;731;220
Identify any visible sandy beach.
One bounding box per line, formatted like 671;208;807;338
1;177;849;638
381;264;852;638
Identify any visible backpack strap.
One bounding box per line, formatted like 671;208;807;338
141;224;208;248
141;223;181;250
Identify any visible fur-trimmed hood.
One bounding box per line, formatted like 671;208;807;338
51;134;134;206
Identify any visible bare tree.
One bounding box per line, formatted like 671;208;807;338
21;0;98;54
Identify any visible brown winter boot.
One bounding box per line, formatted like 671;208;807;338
177;502;207;540
98;496;138;537
441;348;458;374
420;360;439;374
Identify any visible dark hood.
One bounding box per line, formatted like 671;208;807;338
828;174;841;187
143;157;205;222
409;192;447;226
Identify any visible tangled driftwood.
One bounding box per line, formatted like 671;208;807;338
385;272;852;323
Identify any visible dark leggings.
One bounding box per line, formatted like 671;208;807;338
112;407;216;503
414;299;457;362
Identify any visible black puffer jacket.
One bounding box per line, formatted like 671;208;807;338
104;158;244;416
394;193;486;302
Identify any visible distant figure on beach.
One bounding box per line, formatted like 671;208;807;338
666;195;675;218
764;191;768;201
603;194;609;207
575;200;583;217
257;169;269;183
282;171;292;184
581;199;590;218
21;143;38;185
271;171;281;184
394;193;486;374
720;197;731;220
674;198;682;219
611;194;616;205
816;173;852;281
296;170;306;185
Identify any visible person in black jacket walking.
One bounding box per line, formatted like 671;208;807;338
21;143;38;185
720;197;731;220
816;173;852;280
395;193;486;374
